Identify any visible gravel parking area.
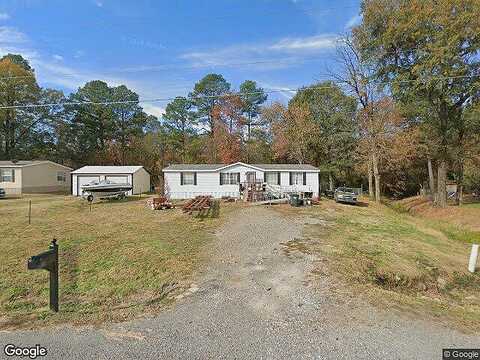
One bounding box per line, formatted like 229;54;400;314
1;205;478;359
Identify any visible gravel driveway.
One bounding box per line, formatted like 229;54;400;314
1;206;478;359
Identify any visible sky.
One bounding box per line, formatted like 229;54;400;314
0;0;362;118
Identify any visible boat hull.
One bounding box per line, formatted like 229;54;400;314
80;181;133;200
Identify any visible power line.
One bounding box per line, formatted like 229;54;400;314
0;55;338;80
0;39;477;81
0;54;476;81
0;75;479;111
0;84;335;110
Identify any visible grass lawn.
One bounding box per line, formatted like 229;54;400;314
277;199;480;331
392;196;480;232
465;203;480;209
0;194;234;329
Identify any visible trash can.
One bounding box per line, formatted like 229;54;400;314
290;194;301;207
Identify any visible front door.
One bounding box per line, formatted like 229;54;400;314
246;172;256;184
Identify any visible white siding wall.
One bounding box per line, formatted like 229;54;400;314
0;167;22;195
280;172;290;187
221;164;264;184
165;165;319;199
165;171;236;199
132;168;151;194
72;174;78;195
276;171;319;195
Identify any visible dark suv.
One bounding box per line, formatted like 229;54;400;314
0;188;5;198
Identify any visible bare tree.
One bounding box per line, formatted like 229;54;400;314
332;35;383;201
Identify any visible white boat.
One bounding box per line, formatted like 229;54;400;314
81;180;132;201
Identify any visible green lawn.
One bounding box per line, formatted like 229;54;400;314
277;200;480;331
465;202;480;209
0;195;231;329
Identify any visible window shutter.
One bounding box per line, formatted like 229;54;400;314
220;173;223;185
11;169;15;183
180;172;184;185
263;172;267;183
237;173;240;184
194;172;197;185
303;172;307;185
277;172;281;185
289;172;292;185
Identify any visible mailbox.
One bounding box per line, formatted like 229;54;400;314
27;239;59;312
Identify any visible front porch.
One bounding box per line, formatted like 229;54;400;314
241;179;314;202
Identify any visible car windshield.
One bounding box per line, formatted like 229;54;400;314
340;188;354;193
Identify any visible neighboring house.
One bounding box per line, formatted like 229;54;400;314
71;166;151;196
163;162;320;199
0;160;72;196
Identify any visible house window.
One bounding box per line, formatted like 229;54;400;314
220;172;240;185
265;172;280;185
0;168;15;182
290;172;306;185
181;172;196;185
57;171;66;182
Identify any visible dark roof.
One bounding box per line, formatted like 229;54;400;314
163;162;319;172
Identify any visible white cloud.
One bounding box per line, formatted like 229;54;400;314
179;34;339;70
30;59;171;118
0;13;10;20
142;103;165;117
31;60;93;89
268;35;338;51
258;81;297;100
0;26;27;44
0;25;168;118
0;26;38;61
345;14;362;29
94;1;103;7
121;36;165;51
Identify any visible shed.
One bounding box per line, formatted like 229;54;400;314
71;166;150;196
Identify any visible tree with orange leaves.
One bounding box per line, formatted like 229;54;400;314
264;102;316;164
209;94;245;163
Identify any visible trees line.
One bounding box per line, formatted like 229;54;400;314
348;0;480;207
0;0;479;207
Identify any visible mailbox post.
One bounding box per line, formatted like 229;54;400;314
27;239;59;312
